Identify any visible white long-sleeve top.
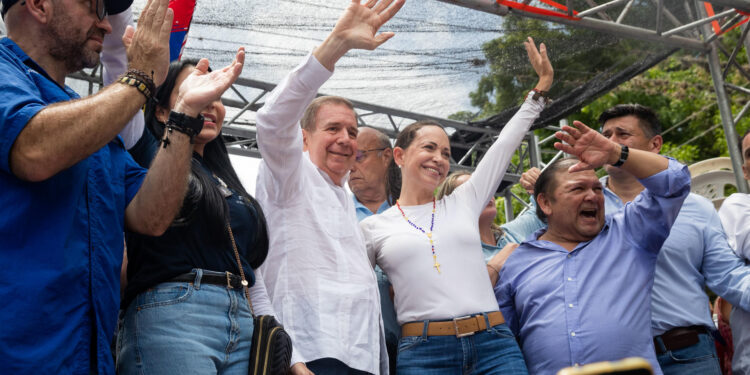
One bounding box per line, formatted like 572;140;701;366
101;7;145;150
254;53;385;374
360;92;544;325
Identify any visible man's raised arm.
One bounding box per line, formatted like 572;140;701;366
10;0;173;182
553;120;670;178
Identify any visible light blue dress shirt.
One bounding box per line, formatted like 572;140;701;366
483;198;545;262
601;177;750;336
353;196;399;347
354;196;391;222
495;160;690;375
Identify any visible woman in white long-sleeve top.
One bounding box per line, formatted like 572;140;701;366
359;37;553;375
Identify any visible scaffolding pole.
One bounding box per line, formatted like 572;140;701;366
698;1;750;193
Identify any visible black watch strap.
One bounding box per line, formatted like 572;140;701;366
611;145;629;167
167;111;204;141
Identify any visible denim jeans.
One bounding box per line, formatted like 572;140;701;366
117;269;254;375
656;331;722;375
397;318;528;375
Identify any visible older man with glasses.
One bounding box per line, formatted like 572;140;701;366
348;126;399;373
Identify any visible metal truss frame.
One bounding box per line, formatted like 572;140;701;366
66;69;539;213
437;0;750;193
16;0;750;216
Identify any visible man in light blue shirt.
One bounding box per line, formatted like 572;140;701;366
496;120;690;375
348;127;397;373
597;104;750;375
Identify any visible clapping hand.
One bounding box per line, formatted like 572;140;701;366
524;37;553;92
172;48;246;117
554;121;620;172
315;0;406;70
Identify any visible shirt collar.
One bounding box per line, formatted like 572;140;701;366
353;195;390;215
304;151;349;187
1;37;63;90
523;221;611;253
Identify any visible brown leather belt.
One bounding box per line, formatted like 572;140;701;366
653;326;708;355
401;311;505;338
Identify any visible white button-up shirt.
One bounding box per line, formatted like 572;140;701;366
718;192;750;375
255;53;385;374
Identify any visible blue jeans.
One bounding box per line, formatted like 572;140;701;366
655;331;722;375
117;269;254;375
397;318;528;375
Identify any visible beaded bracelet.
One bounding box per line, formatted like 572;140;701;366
117;74;153;100
530;88;551;104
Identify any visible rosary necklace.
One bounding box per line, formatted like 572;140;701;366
395;197;441;274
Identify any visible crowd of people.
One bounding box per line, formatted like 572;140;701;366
1;0;750;374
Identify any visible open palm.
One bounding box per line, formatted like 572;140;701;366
332;0;405;50
175;48;245;115
554;121;618;172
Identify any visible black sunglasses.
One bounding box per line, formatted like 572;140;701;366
94;0;107;21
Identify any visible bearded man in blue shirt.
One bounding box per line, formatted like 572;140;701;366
496;120;691;375
0;0;245;373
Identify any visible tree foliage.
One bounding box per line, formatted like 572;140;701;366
461;16;750;222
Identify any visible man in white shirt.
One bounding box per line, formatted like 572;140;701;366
254;1;404;374
718;129;750;375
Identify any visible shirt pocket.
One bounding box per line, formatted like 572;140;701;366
311;186;349;240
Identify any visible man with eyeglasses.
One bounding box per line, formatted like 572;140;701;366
348;126;399;373
0;0;219;373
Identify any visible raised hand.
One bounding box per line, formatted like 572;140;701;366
554;121;620;172
519;167;541;194
314;0;406;70
524;37;553;92
172;48;246;117
124;0;174;86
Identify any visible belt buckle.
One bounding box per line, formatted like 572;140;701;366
453;315;476;338
225;272;234;289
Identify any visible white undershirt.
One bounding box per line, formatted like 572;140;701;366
360;93;544;325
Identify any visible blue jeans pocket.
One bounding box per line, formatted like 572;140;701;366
487;323;516;339
398;336;424;353
135;282;193;310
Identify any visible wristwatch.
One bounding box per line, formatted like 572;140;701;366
167;111;205;141
611;145;629;167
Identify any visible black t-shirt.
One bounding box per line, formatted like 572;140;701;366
123;129;259;310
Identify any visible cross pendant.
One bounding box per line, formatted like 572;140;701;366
434;261;441;274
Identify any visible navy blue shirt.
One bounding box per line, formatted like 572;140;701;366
0;37;147;374
124;128;259;310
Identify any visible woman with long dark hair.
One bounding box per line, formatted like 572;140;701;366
118;55;283;374
359;37;552;374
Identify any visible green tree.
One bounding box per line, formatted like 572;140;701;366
461;17;750;223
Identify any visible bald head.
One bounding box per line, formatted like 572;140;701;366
358;127;391;151
349;127;392;204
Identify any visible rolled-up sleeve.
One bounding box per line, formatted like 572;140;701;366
0;67;46;174
621;159;691;254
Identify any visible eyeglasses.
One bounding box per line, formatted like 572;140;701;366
93;0;107;21
355;147;388;163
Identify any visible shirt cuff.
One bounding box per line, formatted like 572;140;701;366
637;158;691;197
294;53;334;92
